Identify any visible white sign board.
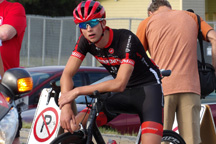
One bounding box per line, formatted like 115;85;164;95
27;88;61;144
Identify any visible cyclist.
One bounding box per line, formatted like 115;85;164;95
59;1;164;143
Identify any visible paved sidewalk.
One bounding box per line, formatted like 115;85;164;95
20;128;137;144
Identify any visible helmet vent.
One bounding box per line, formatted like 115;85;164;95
88;6;93;16
75;10;80;18
88;1;94;16
95;6;102;14
81;7;85;17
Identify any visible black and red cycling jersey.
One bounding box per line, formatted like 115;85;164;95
72;27;161;87
73;27;164;136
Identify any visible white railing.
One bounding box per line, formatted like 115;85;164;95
20;15;216;67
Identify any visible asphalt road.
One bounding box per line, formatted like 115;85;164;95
20;128;137;144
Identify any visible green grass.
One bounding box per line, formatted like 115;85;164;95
99;126;138;136
22;121;32;129
99;126;121;135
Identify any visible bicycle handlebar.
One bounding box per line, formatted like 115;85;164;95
92;90;100;98
160;69;171;77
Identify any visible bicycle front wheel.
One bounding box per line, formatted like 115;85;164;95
50;131;87;144
162;130;186;144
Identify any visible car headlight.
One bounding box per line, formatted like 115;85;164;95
0;108;18;144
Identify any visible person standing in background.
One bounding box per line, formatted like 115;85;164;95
136;0;216;144
0;0;26;71
0;0;26;144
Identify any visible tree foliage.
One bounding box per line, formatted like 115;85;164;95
8;0;82;17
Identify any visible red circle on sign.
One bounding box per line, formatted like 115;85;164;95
33;107;59;142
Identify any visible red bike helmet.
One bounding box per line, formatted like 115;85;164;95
73;0;106;24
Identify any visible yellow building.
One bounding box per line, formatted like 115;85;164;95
99;0;216;19
205;0;216;21
99;0;215;33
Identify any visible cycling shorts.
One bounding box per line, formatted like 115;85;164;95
80;83;164;136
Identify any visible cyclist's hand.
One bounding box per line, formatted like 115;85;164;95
59;89;78;109
60;104;77;133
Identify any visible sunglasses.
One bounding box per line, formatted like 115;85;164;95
79;19;102;29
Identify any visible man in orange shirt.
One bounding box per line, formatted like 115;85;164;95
136;0;216;144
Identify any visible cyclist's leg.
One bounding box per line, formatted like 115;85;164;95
73;108;91;129
106;83;164;143
177;93;201;144
142;133;162;144
140;83;164;144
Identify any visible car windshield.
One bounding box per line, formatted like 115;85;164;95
29;72;54;88
75;75;113;104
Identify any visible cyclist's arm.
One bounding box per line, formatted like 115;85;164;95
60;56;82;93
58;63;134;108
207;29;216;74
59;56;82;133
79;63;134;92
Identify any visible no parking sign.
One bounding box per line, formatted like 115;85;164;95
27;88;61;144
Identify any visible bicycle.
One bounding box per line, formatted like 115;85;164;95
50;70;186;144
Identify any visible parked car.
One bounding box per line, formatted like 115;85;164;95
21;66;109;109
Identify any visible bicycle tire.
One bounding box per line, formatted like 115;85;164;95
50;131;89;144
162;130;186;144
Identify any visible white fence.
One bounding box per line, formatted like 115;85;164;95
20;15;216;67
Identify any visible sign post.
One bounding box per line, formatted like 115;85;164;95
27;88;61;144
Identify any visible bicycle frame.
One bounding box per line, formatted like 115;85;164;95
135;126;142;144
82;92;106;144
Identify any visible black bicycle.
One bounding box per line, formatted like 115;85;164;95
50;70;186;144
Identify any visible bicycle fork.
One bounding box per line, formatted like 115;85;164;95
135;126;142;144
86;99;105;144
